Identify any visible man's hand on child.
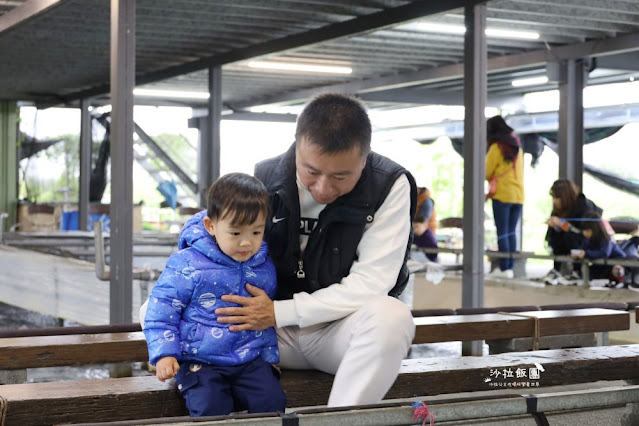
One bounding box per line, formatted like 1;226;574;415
216;284;276;331
156;356;180;382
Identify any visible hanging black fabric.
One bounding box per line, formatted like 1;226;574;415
437;126;637;197
90;114;111;203
18;134;63;161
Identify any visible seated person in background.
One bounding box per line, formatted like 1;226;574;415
413;187;438;262
545;178;603;284
570;211;626;287
143;173;286;417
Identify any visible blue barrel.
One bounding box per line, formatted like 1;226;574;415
60;211;79;230
60;211;110;232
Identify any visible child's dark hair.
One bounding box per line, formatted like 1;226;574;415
206;173;269;226
581;210;609;246
414;215;427;224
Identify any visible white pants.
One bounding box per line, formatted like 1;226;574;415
139;295;415;407
277;295;415;407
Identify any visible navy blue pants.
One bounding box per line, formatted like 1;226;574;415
492;199;522;271
414;228;439;262
175;358;287;417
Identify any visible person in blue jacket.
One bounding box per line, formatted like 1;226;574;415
570;210;626;286
143;172;286;416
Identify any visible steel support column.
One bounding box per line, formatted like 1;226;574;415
0;101;18;232
109;0;135;324
199;66;222;207
558;59;587;189
79;99;91;231
194;118;207;208
461;4;487;356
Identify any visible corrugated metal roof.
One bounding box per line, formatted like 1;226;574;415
1;0;639;110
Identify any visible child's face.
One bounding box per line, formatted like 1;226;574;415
582;228;593;239
203;212;266;262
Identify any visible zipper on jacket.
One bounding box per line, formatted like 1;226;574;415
274;188;305;281
239;263;246;295
296;260;305;279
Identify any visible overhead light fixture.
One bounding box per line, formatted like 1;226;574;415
511;76;549;87
247;61;352;74
417;23;539;40
485;28;539;40
133;88;209;100
417;23;466;35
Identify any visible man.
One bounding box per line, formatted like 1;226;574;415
215;93;417;406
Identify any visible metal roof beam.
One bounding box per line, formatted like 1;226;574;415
57;0;485;104
0;0;67;34
491;1;639;28
409;102;639;141
596;52;639;71
358;88;522;109
189;111;298;125
229;31;639;109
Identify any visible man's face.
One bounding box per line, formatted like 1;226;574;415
295;138;367;205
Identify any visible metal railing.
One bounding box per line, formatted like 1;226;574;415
413;246;639;287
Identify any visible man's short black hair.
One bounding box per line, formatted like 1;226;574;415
207;173;269;226
295;93;371;156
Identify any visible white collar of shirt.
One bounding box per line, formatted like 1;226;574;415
296;173;326;252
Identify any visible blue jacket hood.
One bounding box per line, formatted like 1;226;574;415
178;210;269;267
178;210;208;250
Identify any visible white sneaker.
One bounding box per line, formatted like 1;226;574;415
557;271;582;286
542;269;561;286
487;268;514;279
590;278;610;287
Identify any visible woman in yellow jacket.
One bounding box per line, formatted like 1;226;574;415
485;115;525;278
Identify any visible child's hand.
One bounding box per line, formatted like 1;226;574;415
547;216;561;228
413;221;428;236
570;249;585;259
155;356;180;382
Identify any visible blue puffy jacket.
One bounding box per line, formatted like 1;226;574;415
144;211;279;366
581;239;627;260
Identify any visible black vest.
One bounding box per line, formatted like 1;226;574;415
255;143;417;300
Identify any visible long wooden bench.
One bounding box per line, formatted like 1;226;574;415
0;308;629;372
413;308;628;344
416;247;639;287
0;322;141;339
2;344;639;425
